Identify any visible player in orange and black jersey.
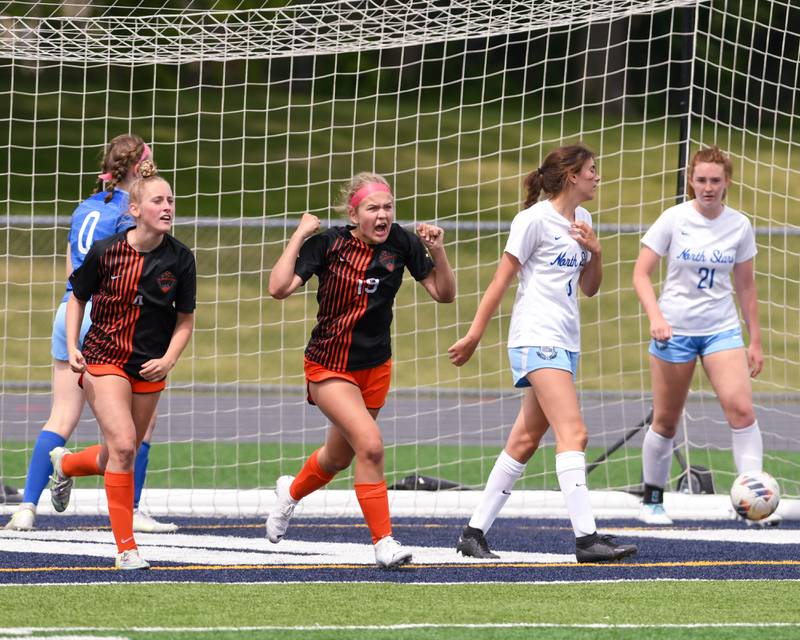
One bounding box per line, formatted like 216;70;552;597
297;221;434;372
72;222;195;379
50;169;196;571
267;172;455;569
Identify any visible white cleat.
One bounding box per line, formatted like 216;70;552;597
266;475;298;543
374;535;412;570
4;504;35;530
133;509;179;533
115;548;150;570
637;502;673;525
49;446;74;513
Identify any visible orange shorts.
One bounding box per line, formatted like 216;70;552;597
80;363;166;394
304;358;392;410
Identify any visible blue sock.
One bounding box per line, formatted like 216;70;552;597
133;441;151;510
23;431;67;505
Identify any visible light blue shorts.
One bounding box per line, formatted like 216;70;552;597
649;327;745;363
51;299;92;361
508;346;579;388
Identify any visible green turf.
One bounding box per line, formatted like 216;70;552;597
2;440;798;496
2;582;799;639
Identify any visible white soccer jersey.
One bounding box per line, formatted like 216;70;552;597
505;200;593;352
641;201;757;335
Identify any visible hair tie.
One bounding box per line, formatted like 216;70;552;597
132;142;152;176
349;183;392;209
97;172;114;181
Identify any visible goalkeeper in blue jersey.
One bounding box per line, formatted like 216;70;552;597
4;134;177;533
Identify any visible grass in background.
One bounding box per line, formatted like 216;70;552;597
2;440;798;497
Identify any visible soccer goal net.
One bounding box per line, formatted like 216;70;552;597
0;0;797;519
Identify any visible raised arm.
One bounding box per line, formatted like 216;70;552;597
447;252;520;366
268;213;320;299
632;245;671;341
416;223;455;303
733;258;763;377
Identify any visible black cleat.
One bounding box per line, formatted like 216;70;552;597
575;533;638;563
456;525;500;559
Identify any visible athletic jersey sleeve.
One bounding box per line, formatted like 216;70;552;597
401;227;434;282
115;210;135;234
504;209;541;264
294;232;330;284
68;242;102;302
641;207;676;256
736;219;757;263
174;247;197;313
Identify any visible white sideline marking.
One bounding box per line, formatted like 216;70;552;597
602;527;800;545
0;529;574;565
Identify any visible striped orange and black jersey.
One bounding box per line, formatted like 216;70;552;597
294;224;434;371
69;230;196;381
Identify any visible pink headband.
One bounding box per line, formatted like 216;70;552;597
97;142;152;182
349;182;392;209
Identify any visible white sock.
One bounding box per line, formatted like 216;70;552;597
731;421;763;474
468;450;526;534
642;427;673;489
556;450;596;538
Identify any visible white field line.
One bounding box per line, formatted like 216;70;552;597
0;529;574;565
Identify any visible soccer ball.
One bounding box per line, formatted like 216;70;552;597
730;471;780;521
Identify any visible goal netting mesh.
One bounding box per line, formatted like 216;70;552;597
0;0;797;519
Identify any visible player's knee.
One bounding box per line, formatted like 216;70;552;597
107;442;137;469
559;423;588;451
359;442;384;467
727;405;756;429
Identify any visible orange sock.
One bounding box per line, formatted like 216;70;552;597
105;471;136;553
355;480;392;544
289;449;336;501
62;444;102;477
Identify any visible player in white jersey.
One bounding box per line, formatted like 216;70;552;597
4;135;176;534
449;144;638;562
633;146;768;526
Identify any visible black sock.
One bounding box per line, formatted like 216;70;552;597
643;483;664;504
463;525;484;538
575;532;598;548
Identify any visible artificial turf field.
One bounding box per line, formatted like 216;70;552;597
1;516;798;639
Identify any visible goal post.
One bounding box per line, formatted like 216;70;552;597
0;0;798;520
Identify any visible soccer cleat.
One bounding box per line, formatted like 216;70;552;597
133;509;179;533
374;535;412;570
49;447;74;513
4;504;35;530
115;548;150;570
575;533;638;563
456;525;499;559
637;502;673;525
266;475;298;543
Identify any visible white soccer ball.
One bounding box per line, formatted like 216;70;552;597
730;471;780;521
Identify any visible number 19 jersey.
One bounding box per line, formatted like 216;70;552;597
641;201;757;336
294;224;433;372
